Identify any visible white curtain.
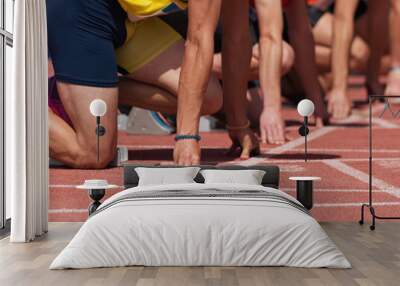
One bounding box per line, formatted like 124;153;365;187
7;0;48;242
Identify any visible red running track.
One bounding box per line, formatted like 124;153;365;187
49;79;400;222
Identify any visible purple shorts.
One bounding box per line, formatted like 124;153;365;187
48;76;73;127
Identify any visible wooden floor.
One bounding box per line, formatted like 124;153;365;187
0;223;399;286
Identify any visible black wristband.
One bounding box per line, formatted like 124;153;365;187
174;134;202;142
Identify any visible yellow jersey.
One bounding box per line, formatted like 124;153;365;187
118;0;188;20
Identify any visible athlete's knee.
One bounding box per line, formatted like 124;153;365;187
351;39;370;64
282;42;295;75
203;76;223;115
71;141;116;169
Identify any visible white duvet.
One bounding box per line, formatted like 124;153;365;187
50;183;351;269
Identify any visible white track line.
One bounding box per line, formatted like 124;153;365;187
48;209;87;213
287;148;400;153
48;186;381;193
372;117;399;128
236;127;337;166
48;201;400;214
239;157;400;165
49;184;123;189
323;160;400;198
268;127;336;154
280;188;383;193
314;202;400;207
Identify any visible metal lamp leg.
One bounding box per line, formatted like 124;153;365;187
88;189;105;215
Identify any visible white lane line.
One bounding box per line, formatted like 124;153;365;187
323;160;400;198
333;114;398;128
237;127;337;166
372;117;399;128
119;145;176;149
48;201;400;214
48;209;87;213
268;127;336;154
241;157;400;164
314;202;400;207
49;184;123;189
49;184;79;188
48;186;380;193
288;148;400;153
281;188;383;193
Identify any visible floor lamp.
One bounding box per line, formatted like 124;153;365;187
90;99;107;163
297;99;315;162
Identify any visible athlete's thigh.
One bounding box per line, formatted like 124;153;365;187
57;83;118;153
128;39;185;96
312;13;334;47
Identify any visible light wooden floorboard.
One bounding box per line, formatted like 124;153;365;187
0;222;399;286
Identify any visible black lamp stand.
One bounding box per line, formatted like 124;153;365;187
359;95;400;230
88;188;105;215
298;116;309;162
296;180;314;210
95;116;106;163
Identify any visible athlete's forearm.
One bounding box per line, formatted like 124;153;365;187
366;0;389;83
390;0;400;67
176;0;221;135
286;0;327;119
221;0;252;126
213;52;259;80
254;0;283;109
331;0;358;92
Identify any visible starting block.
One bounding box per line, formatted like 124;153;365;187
126;107;174;135
49;146;129;168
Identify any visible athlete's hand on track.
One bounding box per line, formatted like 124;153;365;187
327;89;352;120
227;128;260;160
259;106;286;145
174;140;201;166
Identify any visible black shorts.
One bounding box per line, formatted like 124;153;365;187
47;0;127;87
161;9;259;54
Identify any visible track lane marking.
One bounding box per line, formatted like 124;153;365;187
280;188;384;193
224;157;400;164
48;201;400;214
49;184;123;188
236;127;337;166
314;202;400;207
287;148;400;153
323;160;400;198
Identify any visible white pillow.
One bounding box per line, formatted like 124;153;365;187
200;169;266;185
135;167;201;186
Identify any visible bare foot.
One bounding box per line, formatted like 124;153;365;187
227;128;260;160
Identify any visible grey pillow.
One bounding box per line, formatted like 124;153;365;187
135;167;201;186
200;169;266;185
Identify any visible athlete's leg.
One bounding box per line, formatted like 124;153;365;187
50;84;118;169
118;77;178;114
47;0;126;168
126;40;223;115
312;12;371;74
213;41;294;80
116;17;222;116
360;1;389;95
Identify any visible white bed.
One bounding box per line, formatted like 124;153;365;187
50;183;351;269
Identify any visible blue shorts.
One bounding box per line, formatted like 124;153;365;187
47;0;127;87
